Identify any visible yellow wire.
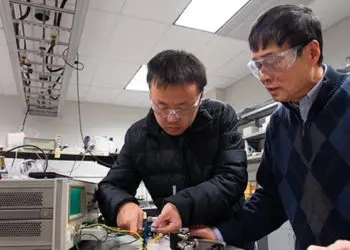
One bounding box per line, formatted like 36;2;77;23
144;234;163;250
85;223;143;250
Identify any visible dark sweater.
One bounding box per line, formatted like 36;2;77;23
218;66;350;250
97;99;247;227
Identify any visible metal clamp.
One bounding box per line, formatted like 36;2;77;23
171;228;226;250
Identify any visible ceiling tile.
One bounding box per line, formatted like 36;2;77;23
66;84;91;101
0;75;18;95
106;15;169;63
113;89;149;107
122;0;191;23
79;9;119;57
214;49;251;79
69;55;100;86
308;0;350;30
0;45;13;76
196;36;248;74
84;87;120;103
0;30;7;46
92;59;140;88
151;25;214;57
89;0;126;13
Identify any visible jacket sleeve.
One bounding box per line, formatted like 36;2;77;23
165;103;248;227
96;129;141;226
217;119;288;247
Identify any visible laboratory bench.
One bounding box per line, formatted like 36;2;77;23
73;234;244;250
0;150;118;168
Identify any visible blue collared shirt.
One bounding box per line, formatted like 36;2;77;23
298;64;327;122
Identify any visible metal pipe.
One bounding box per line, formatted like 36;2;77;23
18;49;65;58
28;60;65;68
9;0;75;14
22;78;63;85
21;69;62;78
16;35;69;46
24;93;61;98
13;19;72;32
24;86;61;92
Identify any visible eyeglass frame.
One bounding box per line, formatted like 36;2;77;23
247;45;304;79
150;92;203;119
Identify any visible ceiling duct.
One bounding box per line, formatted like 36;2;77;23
0;0;89;116
217;0;314;41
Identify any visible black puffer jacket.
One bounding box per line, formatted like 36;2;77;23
97;99;248;227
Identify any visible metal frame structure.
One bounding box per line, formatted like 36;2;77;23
0;0;89;116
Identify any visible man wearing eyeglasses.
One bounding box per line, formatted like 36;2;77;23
190;4;350;250
96;50;248;237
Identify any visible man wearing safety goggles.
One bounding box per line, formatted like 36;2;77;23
190;4;350;250
96;50;248;238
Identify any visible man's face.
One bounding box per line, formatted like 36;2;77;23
250;41;319;102
150;82;202;136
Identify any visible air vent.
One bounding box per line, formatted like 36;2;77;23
0;192;43;208
0;221;41;237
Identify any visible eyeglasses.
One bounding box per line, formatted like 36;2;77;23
247;46;303;79
151;94;202;119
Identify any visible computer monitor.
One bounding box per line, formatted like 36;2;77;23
69;186;84;220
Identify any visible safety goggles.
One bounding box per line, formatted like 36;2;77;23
247;45;303;79
151;93;202;119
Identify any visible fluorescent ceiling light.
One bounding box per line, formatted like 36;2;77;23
125;65;149;92
175;0;250;33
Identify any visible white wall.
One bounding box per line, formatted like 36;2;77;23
224;74;271;112
223;16;350;112
0;95;152;200
204;87;226;101
0;95;149;151
322;16;350;69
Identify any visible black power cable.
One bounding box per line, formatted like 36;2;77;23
49;72;63;101
61;50;113;168
46;44;65;73
13;0;31;49
19;0;31;20
54;0;67;26
0;145;49;172
20;108;30;132
23;73;31;86
46;0;68;73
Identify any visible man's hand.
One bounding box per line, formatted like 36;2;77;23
308;240;350;250
189;225;218;240
116;202;143;232
151;203;182;233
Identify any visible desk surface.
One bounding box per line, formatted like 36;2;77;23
76;235;243;250
76;235;171;250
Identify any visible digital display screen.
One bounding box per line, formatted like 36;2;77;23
69;187;83;218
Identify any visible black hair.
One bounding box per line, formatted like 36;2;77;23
146;50;207;92
248;4;323;64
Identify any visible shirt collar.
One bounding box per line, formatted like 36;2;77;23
303;64;327;104
296;64;327;122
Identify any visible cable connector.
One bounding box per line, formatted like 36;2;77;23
170;228;226;250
